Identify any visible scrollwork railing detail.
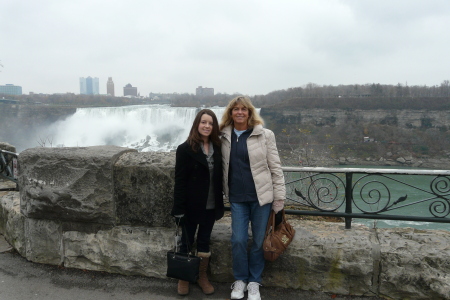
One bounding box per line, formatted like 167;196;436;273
282;167;450;227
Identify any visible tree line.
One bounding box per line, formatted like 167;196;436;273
252;81;450;109
2;80;450;110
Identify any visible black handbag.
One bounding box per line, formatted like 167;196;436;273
166;220;200;283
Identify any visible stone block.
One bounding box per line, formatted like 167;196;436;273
262;220;375;295
209;220;234;281
25;218;62;265
19;146;136;224
0;189;25;255
378;228;450;299
113;152;175;227
63;225;172;277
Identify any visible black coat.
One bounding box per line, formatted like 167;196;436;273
171;141;224;222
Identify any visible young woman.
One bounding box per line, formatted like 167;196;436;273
220;96;285;300
171;109;224;296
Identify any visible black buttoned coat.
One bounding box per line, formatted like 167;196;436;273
171;141;224;222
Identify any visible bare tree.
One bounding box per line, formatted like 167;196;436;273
37;136;54;148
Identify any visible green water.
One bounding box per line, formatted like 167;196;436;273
284;166;450;231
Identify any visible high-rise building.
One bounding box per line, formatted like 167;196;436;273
123;83;138;97
79;77;99;95
0;84;22;95
196;86;214;96
79;78;86;94
107;77;115;96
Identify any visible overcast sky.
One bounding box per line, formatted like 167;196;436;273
1;0;450;96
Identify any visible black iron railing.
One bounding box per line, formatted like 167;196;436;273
0;149;18;191
282;167;450;229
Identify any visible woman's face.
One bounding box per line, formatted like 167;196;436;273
198;113;214;139
231;104;249;127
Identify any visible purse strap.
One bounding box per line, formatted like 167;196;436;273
265;210;275;235
265;209;286;234
174;218;194;258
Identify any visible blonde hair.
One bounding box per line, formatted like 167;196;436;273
219;96;264;131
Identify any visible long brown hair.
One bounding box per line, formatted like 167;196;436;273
187;109;221;152
219;96;264;131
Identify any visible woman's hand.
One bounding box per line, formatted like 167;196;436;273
272;200;284;213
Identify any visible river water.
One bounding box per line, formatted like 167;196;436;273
352;171;450;231
285;167;450;231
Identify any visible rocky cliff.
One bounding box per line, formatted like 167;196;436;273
261;108;450;129
261;107;450;169
0;104;76;152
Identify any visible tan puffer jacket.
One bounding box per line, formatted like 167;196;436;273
221;124;285;207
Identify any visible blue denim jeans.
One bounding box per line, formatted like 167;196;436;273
230;201;271;283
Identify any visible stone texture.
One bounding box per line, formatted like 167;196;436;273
3;185;450;299
63;225;171;277
274;108;450;129
0;142;16;153
0;185;25;256
396;157;406;164
24;217;62;265
113;152;175;227
263;220;376;295
377;228;450;300
209;220;234;281
18;146;136;224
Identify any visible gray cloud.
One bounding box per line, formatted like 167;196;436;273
1;0;449;96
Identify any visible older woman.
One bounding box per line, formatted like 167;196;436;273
220;96;285;300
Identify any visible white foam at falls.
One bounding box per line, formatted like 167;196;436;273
48;105;227;152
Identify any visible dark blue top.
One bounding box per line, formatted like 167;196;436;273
228;129;258;203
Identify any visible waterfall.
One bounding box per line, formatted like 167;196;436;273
48;105;227;152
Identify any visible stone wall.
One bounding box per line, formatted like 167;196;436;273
1;145;450;299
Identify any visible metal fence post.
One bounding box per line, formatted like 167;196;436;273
345;172;353;229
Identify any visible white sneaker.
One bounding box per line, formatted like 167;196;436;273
231;280;247;299
247;282;261;300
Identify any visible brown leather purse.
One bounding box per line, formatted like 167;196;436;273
263;209;296;261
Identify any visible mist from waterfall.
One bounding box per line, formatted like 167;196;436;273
48;105;227;152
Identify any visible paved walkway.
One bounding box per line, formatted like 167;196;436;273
0;234;384;300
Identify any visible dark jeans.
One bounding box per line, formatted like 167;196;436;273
180;209;215;254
